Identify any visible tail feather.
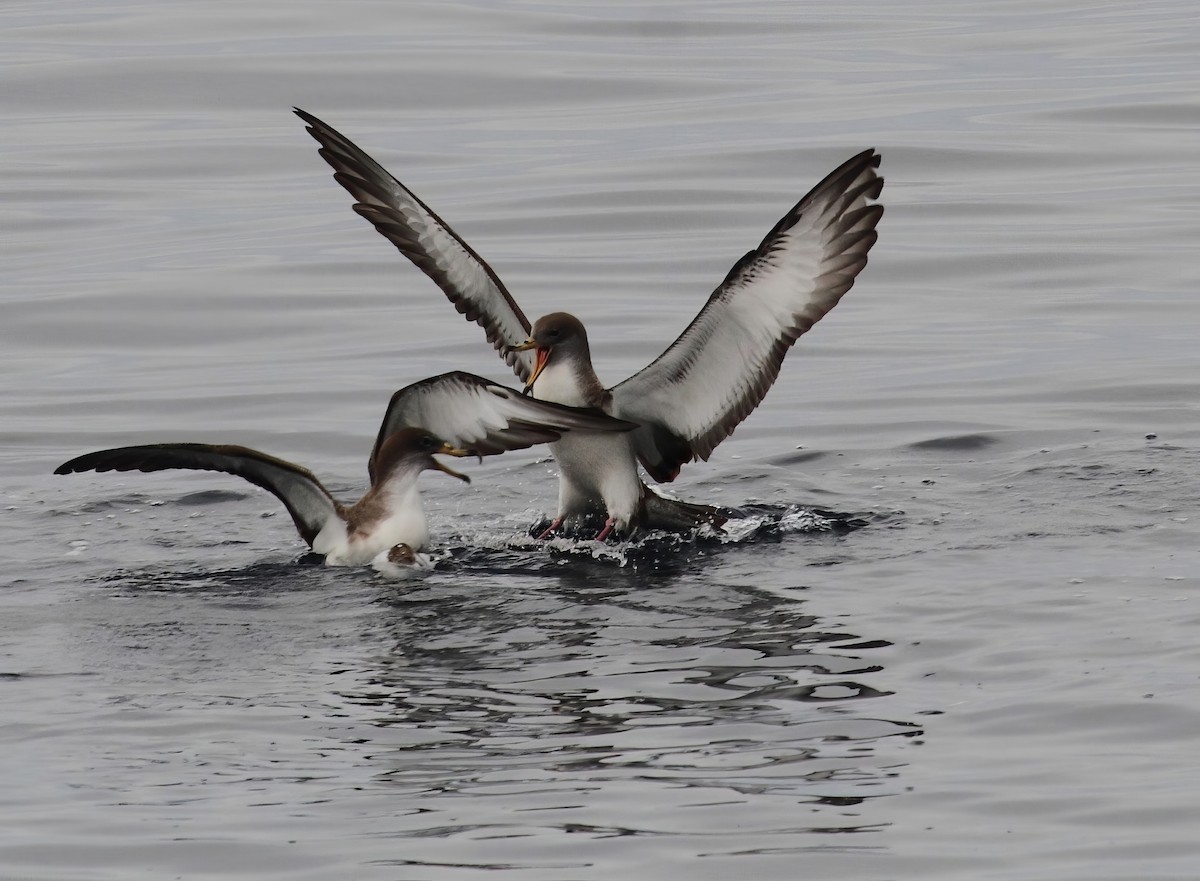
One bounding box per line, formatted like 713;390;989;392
640;486;727;533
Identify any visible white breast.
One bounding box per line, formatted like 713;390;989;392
320;480;429;566
549;429;642;528
362;485;429;556
531;359;590;408
532;356;644;530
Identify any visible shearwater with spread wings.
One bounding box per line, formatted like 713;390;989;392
297;109;883;541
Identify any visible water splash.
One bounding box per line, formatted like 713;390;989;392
419;503;871;574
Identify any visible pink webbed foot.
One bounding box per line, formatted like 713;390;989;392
536;516;565;541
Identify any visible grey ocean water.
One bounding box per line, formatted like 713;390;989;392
3;1;1199;878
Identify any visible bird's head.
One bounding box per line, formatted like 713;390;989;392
373;428;473;484
511;312;589;394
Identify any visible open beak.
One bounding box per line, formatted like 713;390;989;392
434;443;473;483
511;338;551;395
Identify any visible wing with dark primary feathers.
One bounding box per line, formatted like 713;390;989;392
55;444;340;546
295;108;535;382
611;149;883;483
369;372;637;484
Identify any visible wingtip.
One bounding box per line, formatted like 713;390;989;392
849;147;882;173
293;107;326;135
854;147;882;172
54;453;94;475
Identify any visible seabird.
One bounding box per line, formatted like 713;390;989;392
56;372;635;564
296;109;883;540
56;428;471;566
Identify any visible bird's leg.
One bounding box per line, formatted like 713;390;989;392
536;516;564;541
595;517;616;543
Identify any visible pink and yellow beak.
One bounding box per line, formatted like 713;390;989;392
512;338;550;395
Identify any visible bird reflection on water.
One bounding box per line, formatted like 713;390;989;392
339;568;918;837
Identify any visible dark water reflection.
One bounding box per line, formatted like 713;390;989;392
341;575;915;842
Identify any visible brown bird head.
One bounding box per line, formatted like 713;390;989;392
373;428;472;484
512;312;591;394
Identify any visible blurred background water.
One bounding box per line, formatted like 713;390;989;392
2;1;1199;878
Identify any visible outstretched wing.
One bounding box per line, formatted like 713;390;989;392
369;372;636;483
296;108;534;382
55;444;340;547
611;149;883;482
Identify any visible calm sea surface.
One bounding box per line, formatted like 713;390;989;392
3;1;1199;879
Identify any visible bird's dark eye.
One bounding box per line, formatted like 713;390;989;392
547;329;560;339
420;435;436;450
